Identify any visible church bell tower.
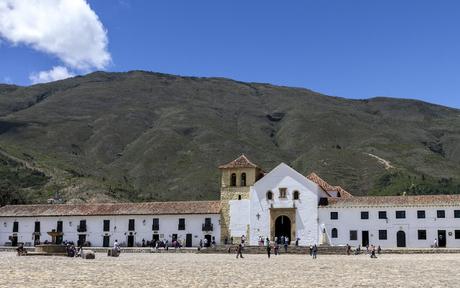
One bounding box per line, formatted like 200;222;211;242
218;154;262;244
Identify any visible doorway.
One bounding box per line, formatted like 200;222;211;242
438;230;446;247
397;231;406;247
275;215;291;242
34;234;40;246
186;234;193;247
78;234;86;247
152;234;159;244
362;231;369;247
127;235;134;247
204;234;212;247
103;235;110;247
11;235;18;246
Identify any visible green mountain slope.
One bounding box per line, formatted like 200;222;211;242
0;71;459;204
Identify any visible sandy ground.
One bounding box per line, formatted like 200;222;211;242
0;252;459;287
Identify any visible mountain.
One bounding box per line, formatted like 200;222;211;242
0;70;459;205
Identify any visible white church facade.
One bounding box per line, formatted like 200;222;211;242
1;155;460;248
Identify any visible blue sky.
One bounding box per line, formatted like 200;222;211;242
1;0;460;108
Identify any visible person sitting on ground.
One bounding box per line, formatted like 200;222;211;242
16;243;26;256
346;244;351;255
69;245;76;257
355;245;361;255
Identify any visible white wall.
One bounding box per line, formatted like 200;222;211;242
229;199;250;238
319;206;460;248
0;214;220;247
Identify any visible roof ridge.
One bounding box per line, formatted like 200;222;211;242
218;154;258;169
0;200;221;208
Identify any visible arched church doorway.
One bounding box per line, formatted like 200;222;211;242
275;215;291;241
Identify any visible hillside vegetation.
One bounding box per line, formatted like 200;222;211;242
0;71;459;204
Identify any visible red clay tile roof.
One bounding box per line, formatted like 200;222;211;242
333;186;353;199
219;154;258;169
306;173;335;194
322;195;460;208
306;173;353;198
0;201;221;217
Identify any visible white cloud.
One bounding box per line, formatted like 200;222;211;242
29;66;74;84
0;0;111;74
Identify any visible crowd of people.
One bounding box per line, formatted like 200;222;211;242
232;234;384;260
346;244;382;258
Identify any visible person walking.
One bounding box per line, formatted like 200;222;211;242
267;243;271;258
236;243;244;259
309;245;313;256
370;245;377;258
312;244;318;259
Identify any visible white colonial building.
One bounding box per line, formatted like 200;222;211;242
1;154;460;248
0;201;221;247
